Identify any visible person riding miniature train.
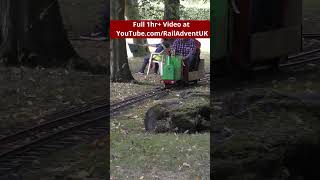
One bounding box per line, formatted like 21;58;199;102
137;38;170;75
171;38;199;71
137;38;200;75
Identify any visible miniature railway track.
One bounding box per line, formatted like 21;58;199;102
0;70;210;175
198;73;211;84
250;48;320;71
303;33;320;38
214;47;320;93
0;87;169;175
283;48;320;67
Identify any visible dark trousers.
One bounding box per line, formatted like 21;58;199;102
139;55;159;73
184;54;197;71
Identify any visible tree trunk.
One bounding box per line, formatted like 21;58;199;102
110;0;134;82
0;0;18;65
125;0;149;57
163;0;180;44
0;0;77;67
164;0;180;20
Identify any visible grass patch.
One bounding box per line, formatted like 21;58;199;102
110;91;210;179
19;139;108;180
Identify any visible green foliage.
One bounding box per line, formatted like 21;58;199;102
180;7;210;20
138;1;164;20
136;0;209;20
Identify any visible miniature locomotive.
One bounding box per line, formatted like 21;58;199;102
161;52;205;87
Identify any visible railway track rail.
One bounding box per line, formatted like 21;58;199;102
251;48;320;72
303;33;320;38
197;73;210;85
0;87;170;175
214;47;320;95
283;48;320;67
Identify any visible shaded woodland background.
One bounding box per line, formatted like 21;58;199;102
58;0;105;38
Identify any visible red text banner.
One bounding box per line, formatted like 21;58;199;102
110;20;210;38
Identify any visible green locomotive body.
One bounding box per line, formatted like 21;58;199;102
161;55;205;86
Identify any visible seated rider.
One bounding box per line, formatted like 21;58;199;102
194;38;201;55
137;38;168;75
193;38;201;69
171;38;197;71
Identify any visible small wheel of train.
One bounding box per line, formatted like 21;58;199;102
174;80;186;87
164;84;172;89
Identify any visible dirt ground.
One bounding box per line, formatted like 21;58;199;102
212;63;320;179
0;67;106;134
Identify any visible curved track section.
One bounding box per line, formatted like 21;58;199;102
0;73;210;175
0;87;168;175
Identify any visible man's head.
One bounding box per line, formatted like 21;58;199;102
161;38;172;48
